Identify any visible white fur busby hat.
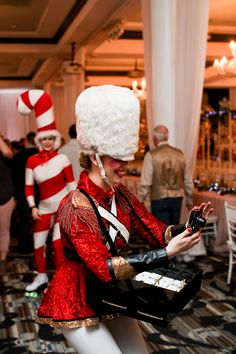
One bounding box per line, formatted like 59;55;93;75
17;89;61;150
75;85;140;161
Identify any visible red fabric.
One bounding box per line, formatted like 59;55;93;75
52;238;64;269
39;172;67;200
37;171;167;323
25;152;72;204
25;151;75;276
25;185;34;199
34;214;51;232
21;91;33;109
38;121;56;132
63;164;76;183
26;150;57;170
34;92;52;117
35;246;47;273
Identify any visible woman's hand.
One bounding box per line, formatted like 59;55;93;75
32;207;41;220
185;201;213;232
166;228;201;259
0;135;13;158
196;202;213;221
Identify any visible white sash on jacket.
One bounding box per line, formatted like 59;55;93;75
98;195;130;249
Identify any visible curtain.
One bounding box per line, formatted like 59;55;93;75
49;85;67;141
141;0;209;173
175;0;209;173
0;85;70;144
0;89;36;141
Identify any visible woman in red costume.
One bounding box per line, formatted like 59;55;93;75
36;85;212;354
18;90;76;292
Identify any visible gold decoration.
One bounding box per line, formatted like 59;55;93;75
111;256;136;280
135;97;148;160
164;225;173;245
35;313;117;328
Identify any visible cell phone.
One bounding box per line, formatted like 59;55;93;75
187;209;206;235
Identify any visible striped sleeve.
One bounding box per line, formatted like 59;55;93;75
25;159;36;208
62;155;77;191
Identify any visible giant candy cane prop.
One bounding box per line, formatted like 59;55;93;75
17;89;61;149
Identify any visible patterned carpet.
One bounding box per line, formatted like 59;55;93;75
0;252;235;354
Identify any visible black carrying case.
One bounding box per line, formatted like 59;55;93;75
79;188;202;326
96;264;202;326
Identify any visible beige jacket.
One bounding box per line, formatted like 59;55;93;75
139;142;193;205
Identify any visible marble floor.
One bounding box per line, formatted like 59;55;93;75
0;251;235;354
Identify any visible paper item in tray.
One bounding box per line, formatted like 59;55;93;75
133;271;186;292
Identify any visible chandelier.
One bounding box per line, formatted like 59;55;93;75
131;78;147;99
213;40;236;76
128;59;146;98
62;42;84;75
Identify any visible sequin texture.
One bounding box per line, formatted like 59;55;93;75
36;170;168;328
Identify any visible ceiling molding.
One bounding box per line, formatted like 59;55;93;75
119;30;143;40
0;0;236;88
208;32;236;42
0;58;44;80
0;0;87;44
86;70;129;76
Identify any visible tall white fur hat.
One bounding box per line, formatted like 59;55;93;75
75;85;140;161
17;89;61;150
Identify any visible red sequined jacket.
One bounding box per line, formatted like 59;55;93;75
36;171;173;329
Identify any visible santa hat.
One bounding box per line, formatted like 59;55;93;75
75;85;140;161
17;89;61;150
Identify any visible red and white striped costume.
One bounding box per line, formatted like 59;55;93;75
25;150;76;272
18;89;77;277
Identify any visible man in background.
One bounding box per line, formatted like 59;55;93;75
58;124;82;183
139;125;193;225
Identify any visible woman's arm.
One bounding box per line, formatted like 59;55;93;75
0;135;13;158
59;190;212;284
107;202;212;281
105;186;213;281
118;184;212;248
58;194;113;282
107;227;201;280
25;157;37;208
61;155;77;191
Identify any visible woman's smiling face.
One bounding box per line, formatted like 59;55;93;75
101;156;129;185
40;136;55;151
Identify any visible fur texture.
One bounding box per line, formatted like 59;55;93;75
75;85;140;161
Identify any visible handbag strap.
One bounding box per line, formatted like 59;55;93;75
98;200;130;245
79;188;119;256
79;188;135;292
118;188;162;247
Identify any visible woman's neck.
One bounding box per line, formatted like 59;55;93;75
88;170;111;192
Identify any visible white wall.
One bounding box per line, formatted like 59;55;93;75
0;89;36;141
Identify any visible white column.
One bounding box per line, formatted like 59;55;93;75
175;0;209;172
63;47;85;131
141;0;209;172
50;84;66;140
44;81;66;140
142;0;176;147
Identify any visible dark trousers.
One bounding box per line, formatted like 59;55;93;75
15;197;34;253
151;197;183;225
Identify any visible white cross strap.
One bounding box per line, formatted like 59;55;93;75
98;206;130;245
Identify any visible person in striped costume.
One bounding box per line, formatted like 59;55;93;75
18;90;76;291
